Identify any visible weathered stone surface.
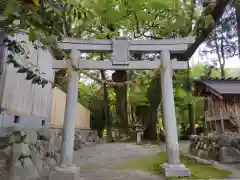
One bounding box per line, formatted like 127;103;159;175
8;160;24;180
218;135;233;146
37;128;52;141
21;157;39;179
191;148;197;156
203;144;207;150
0;126;101;180
30;145;42;172
230;139;240;150
162;163;190;177
203;136;210;146
219;146;240;163
197;149;203;157
74;134;85;150
24;129;38;145
0;126;64;180
0;137;9;149
189;133;240;163
8;133;23;144
189;135;198;141
49;166;80;180
54;152;60;163
0;126;24;138
199;150;208;159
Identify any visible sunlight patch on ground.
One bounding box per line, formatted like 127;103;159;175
112;152;232;179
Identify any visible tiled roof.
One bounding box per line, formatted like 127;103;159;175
197;77;240;95
200;77;240;81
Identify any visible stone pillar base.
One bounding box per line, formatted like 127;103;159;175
161;163;190;177
49;166;81;180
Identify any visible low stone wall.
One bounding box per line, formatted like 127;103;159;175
189;133;240;163
0;125;60;180
0;126;102;180
50;128;102;151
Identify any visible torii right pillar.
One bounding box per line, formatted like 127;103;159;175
160;50;190;177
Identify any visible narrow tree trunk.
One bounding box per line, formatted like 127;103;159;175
187;60;196;135
214;30;225;78
235;2;240;59
0;31;7;108
100;70;112;140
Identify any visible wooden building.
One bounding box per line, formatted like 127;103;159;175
0;34;53;120
194;77;240;134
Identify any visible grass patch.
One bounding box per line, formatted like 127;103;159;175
113;152;232;179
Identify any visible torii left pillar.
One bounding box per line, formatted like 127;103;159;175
49;50;81;180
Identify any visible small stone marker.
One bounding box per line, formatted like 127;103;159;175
134;122;144;145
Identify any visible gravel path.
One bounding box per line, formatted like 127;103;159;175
73;143;165;180
58;141;240;179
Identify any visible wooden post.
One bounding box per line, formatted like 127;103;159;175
233;99;240;133
220;109;225;133
204;96;208;134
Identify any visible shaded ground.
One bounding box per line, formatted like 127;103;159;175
73;143;165;180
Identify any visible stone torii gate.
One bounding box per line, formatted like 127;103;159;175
49;37;195;179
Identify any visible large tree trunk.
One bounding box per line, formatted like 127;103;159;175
144;73;162;140
136;105;149;125
112;70;128;133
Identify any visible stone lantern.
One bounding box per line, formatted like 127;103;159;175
134;122;144;145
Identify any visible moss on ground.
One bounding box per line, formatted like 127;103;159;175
113;152;232;179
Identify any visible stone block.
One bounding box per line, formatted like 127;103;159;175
219;146;240;163
203;136;210;146
24;129;38;145
30;145;42;172
197;149;203;157
196;141;201;150
218;135;233;146
191;148;197;156
49;166;80;180
230;139;240;150
189;135;198;141
1;126;24;138
161;163;190;177
21;157;39;179
37;128;52;141
203;144;207;150
199;150;208;159
0;137;9;149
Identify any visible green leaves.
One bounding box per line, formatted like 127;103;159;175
32;0;39;6
28;28;37;42
3;0;18;17
17;67;29;73
66;0;78;5
4;38;49;88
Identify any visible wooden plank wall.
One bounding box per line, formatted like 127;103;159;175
1;34;54;119
51;87;90;129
